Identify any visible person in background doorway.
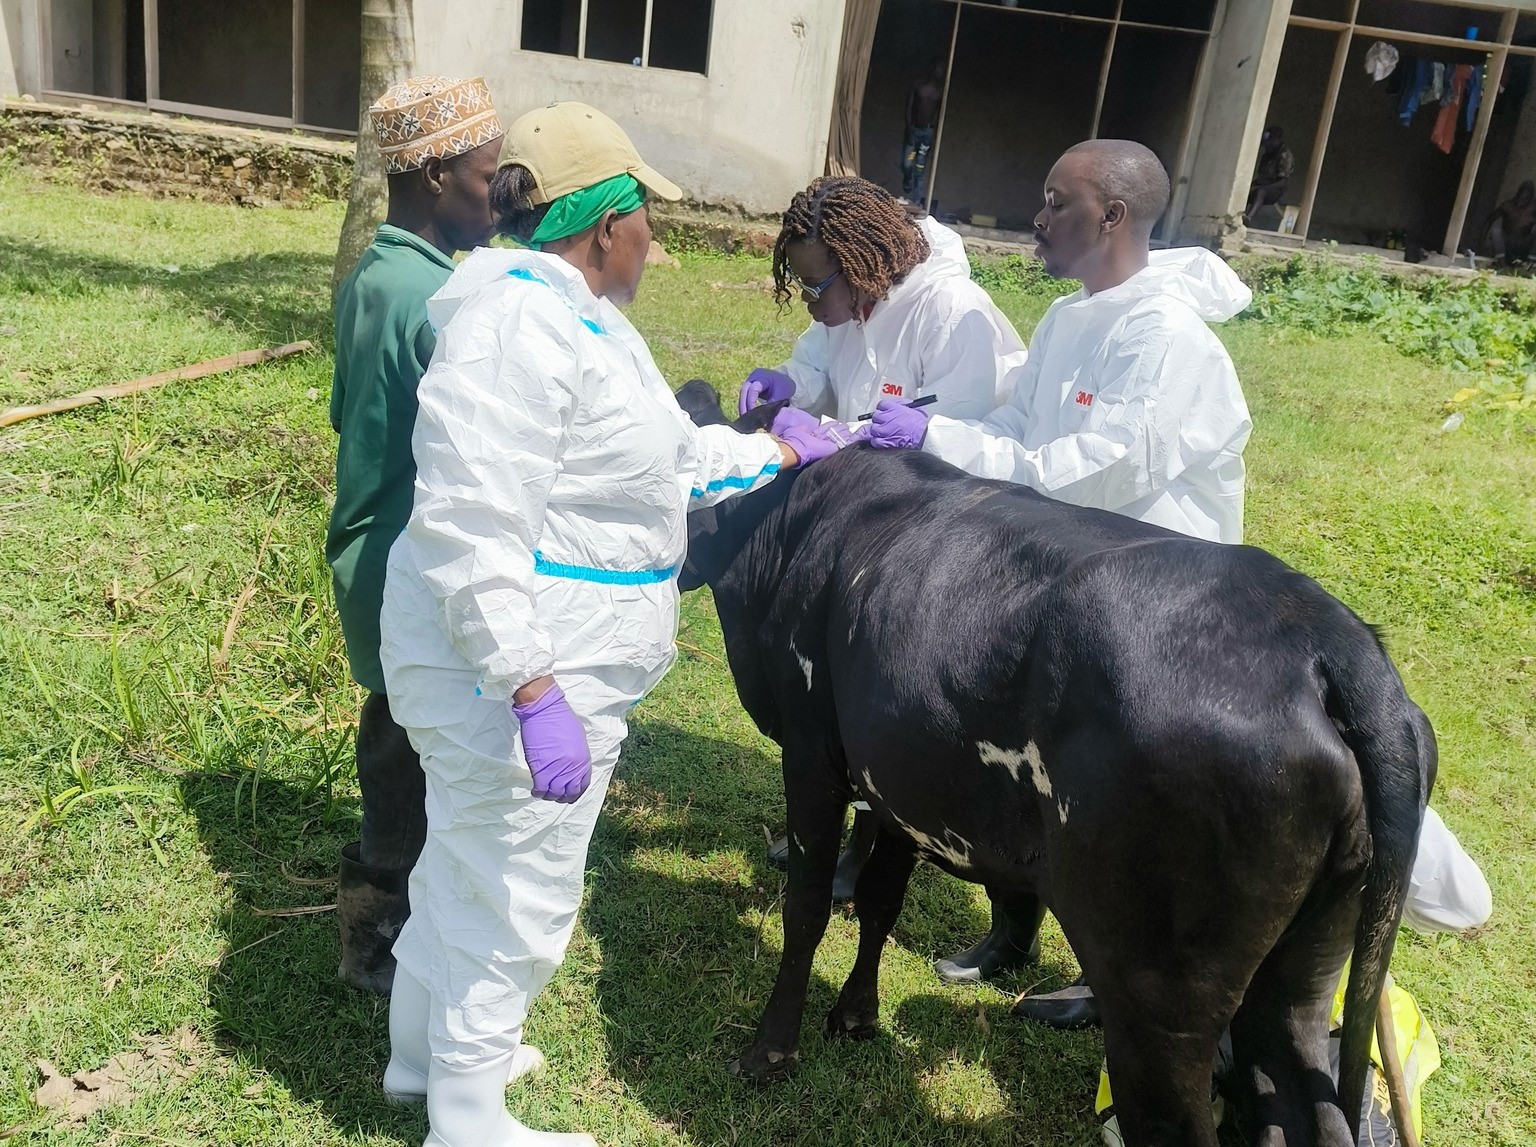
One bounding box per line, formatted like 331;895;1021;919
328;75;505;996
1245;125;1293;225
901;59;946;206
1482;179;1535;264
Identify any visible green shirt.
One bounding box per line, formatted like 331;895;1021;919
327;224;456;693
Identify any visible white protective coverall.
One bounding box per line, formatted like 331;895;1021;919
778;216;1027;422
1404;806;1492;933
921;247;1253;544
378;247;785;1068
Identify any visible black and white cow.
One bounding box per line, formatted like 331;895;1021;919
675;381;1430;1147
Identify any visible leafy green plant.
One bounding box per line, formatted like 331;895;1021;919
970;253;1072;298
1240;252;1536;416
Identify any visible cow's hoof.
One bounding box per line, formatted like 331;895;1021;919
824;1003;879;1040
728;1046;799;1083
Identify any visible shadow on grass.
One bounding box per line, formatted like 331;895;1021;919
176;715;1110;1145
178;770;424;1142
0;235;333;348
591;720;1107;1146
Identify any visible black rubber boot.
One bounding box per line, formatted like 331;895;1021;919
767;834;791;870
933;897;1045;983
336;841;411;995
831;809;879;904
1012;974;1101;1030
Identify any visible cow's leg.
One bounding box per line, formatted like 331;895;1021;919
1228;894;1358;1147
825;825;918;1039
730;747;847;1083
1097;1000;1225;1147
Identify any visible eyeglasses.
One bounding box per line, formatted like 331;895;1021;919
786;267;843;302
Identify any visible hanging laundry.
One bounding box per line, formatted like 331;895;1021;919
1429;62;1446;104
1431;63;1472;152
1398;57;1432;124
1465;61;1484;131
1365;41;1400;81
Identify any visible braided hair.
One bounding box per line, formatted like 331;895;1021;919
490;163;551;244
771;176;930;310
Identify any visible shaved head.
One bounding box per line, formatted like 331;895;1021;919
1060;139;1171;239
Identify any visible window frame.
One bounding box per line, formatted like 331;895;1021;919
519;0;714;76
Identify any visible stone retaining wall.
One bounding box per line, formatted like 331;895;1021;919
0;99;353;206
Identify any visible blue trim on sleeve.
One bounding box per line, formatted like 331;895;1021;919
690;461;781;500
506;267;605;335
532;550;676;585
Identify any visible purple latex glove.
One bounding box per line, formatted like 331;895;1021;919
772;406;866;468
868;397;932;450
512;683;592;803
738;368;797;416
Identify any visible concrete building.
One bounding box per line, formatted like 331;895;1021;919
3;0;1536;256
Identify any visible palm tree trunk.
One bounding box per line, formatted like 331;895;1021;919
332;0;417;296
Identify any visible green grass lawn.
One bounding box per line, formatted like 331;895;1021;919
0;166;1532;1146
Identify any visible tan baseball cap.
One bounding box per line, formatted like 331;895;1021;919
501;101;683;205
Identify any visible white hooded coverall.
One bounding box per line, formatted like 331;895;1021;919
779;216;1026;422
922;247;1254;544
379;248;784;1068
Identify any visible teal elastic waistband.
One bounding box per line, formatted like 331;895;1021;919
532;550;676;585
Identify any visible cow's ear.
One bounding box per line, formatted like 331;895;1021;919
675;379;729;427
734;399;788;435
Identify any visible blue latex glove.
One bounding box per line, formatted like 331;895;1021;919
772;407;866;467
738;368;797;416
512;683;592;803
868;397;932;450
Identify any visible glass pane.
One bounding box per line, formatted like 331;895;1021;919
522;0;581;58
648;0;712;73
969;0;1118;17
48;0;144;100
303;0;361;130
1289;0;1356;22
158;0;292;117
1120;0;1216;33
1355;0;1503;44
585;0;646;65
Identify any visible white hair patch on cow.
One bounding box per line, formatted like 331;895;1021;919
977;741;1053;798
791;833;804;854
859;768;881;801
893;817;973;869
1057;798;1070;826
788;636;814;691
978;741;1025;782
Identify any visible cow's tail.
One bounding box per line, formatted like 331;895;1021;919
1321;628;1431;1140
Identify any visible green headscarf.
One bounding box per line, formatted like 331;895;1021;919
530;173;646;249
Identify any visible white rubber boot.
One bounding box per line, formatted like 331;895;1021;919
384;969;545;1104
423;1053;597;1147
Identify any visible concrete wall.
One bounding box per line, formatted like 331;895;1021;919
414;0;848;214
1175;0;1293;245
0;0;29;97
